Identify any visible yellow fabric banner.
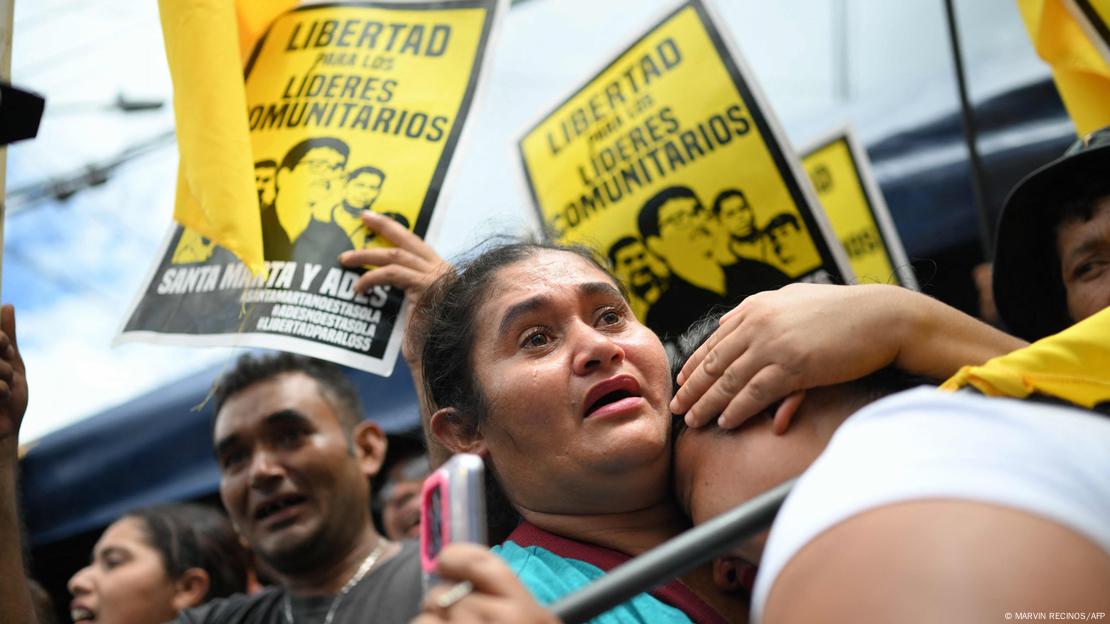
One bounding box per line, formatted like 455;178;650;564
158;0;295;275
1017;0;1110;136
942;306;1110;409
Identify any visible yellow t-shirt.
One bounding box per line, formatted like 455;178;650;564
941;307;1110;409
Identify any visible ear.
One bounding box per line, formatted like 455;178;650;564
352;419;387;479
170;568;211;611
429;407;486;456
712;556;757;594
645;235;665;258
772;390;806;435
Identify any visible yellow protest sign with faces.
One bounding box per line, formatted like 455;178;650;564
122;0;505;376
802;128;918;289
519;0;851;340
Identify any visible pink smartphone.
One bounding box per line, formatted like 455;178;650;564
420;453;486;588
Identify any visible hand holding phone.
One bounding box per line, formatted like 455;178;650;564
420;453;487;589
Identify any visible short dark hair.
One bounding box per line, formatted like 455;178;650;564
712;189;748;217
254;159;277;170
125;503;250;602
280;137;349;172
213;352;363;434
347;165;385;183
638;186;700;240
607;235;643;267
766;212;800;233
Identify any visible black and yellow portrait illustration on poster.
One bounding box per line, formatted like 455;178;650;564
802;128;918;289
519;0;851;341
121;0;504;375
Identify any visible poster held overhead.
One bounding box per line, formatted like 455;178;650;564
801;126;918;290
119;0;506;377
518;0;851;342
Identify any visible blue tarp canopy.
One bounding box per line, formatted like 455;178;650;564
19;356;420;546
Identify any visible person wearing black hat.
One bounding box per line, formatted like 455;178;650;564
993;125;1110;341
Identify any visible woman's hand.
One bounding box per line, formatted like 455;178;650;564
413;544;559;624
670;283;1024;430
339;211;451;307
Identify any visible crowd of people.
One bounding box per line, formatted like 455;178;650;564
2;125;1109;624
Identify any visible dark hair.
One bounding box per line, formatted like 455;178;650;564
638;186;700;240
213;352;363;434
766;212;800;233
124;504;249;602
712;189;748;217
280;137;350;172
254;159;277;170
669;311;932;439
607;235;643;267
347;165;386;182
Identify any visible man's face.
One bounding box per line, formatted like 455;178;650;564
769;223;805;265
654;197;714;259
1056;196;1110;323
379;454;431;540
613;241;667;300
719;195;756;239
345;172;384;211
289;147;346;209
214;372;370;573
255;165;277;209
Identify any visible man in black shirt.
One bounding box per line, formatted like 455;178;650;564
178;353;422;623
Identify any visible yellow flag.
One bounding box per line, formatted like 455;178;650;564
941;306;1110;409
158;0;295;275
1017;0;1110;136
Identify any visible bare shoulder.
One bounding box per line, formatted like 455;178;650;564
763;500;1110;624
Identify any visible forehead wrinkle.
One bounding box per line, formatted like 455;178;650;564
496;293;553;339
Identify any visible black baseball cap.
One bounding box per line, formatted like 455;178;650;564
993;125;1110;341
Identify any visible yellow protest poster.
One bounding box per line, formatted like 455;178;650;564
801;127;918;289
120;0;505;376
519;0;851;341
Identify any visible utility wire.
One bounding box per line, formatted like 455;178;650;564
5;129;175;216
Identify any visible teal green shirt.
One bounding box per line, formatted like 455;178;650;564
492;522;724;623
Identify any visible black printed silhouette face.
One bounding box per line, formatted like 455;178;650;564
255;165;277;209
719;194;755;239
613;240;668;299
769;221;804;265
345;171;384;211
293;146;346;209
657;197;713;253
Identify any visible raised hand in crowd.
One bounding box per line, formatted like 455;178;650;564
0;304;28;444
413;543;559;624
339;211;452;314
340;211;455;464
0;303;38;624
670;283;1026;430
